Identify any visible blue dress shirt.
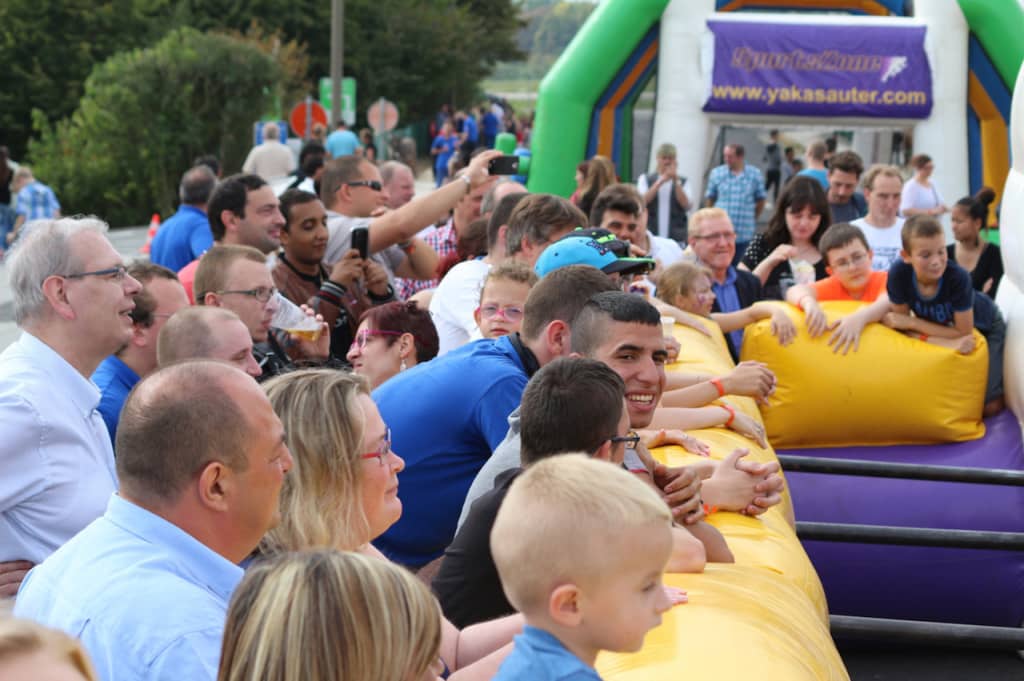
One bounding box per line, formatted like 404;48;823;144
149;204;212;272
15;495;244;681
0;332;116;563
493;625;602;681
92;355;141;444
711;267;744;351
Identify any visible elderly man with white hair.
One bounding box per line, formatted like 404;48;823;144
241;121;295;181
0;217;142;594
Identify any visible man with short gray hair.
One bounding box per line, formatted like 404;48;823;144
241;121;295;181
150;164;218;271
380;160;417;210
0;217;142;586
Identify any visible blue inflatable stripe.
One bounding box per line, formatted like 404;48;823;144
966;106;983;194
968;35;1012;120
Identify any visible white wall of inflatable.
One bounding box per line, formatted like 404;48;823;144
995;66;1024;421
652;2;968;236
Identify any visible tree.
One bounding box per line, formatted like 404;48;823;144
531;1;595;56
0;0;171;159
29;28;279;226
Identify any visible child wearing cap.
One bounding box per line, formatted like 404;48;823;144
491;454;677;681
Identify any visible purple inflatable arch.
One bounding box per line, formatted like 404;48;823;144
782;409;1024;626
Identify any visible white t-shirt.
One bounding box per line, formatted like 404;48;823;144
900;177;944;216
852;216;905;271
647;234;684;269
636;173;694;239
325;211;406;285
429;259;492;356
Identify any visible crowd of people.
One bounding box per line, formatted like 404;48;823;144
0;123;1006;681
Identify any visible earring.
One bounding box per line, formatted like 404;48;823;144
400;359;408;371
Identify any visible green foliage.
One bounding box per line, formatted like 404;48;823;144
0;0;171;159
29;28;278;226
532;1;595;55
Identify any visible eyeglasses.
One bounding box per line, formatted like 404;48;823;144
360;428;392;465
830;252;868;270
215;286;278;303
350;328;403;352
62;264;129;281
691;232;736;243
609;431;641;449
479;304;524;321
345;180;383;191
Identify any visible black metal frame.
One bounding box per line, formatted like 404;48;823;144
778;453;1024;651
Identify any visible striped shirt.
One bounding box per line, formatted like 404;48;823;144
705;164;765;241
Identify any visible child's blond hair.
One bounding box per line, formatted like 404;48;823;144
491;454;671;615
479;260;539;304
656;261;713;307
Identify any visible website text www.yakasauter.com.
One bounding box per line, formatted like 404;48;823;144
710;83;928;106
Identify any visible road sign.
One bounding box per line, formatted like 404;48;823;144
289;99;328;138
368;98;399;133
319;77;356;126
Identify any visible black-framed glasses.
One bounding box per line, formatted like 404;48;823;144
345;180;383;191
610;431;641;449
62;264;129;281
215;286;278;303
359;427;393;466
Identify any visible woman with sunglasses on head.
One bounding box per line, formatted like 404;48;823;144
261;369;522;681
347;301;440;390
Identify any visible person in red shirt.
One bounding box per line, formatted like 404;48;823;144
785;223;891;354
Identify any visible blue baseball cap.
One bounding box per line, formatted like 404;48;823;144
534;231;655;278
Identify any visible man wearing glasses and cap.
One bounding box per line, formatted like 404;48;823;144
0;217;142;594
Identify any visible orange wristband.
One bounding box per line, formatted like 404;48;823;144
720;404;735;427
702;503;719;515
710;377;726;397
918;333;929;342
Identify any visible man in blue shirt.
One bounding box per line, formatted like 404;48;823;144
373;265;617;569
325;120;362;159
9;166;60;244
93;263;189;443
15;361;294;681
150;165;218;272
688;208;763;361
704;144;765;260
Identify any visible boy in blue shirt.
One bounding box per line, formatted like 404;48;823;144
490;454;678;680
884;215;1005;415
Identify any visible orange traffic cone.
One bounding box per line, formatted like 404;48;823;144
140;213;160;254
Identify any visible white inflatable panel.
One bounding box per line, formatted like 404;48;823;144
650;0;715;192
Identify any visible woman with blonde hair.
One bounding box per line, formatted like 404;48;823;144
218;550;443;681
0;618;97;681
262;369;521;680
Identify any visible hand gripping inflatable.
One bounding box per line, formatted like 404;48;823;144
597;319;848;681
741;301;987;448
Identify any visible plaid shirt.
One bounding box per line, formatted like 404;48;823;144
705;164;765;242
395;219;457;299
15;181;60;221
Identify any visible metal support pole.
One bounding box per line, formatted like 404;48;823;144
797;521;1024;550
831;615;1024;650
778;454;1024;486
330;0;344;126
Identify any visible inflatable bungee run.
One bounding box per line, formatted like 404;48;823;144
523;0;1024;677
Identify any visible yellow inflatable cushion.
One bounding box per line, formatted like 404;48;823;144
597;565;848;681
635;319;846;680
740;301;986;447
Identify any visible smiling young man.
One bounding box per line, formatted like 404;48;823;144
176;174;286;302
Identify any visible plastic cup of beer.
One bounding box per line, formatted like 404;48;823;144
270;292;323;342
661;315;676;338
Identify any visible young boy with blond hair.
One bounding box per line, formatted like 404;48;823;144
491;454;676;680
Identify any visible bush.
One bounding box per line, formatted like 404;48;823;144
29;27;279;227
